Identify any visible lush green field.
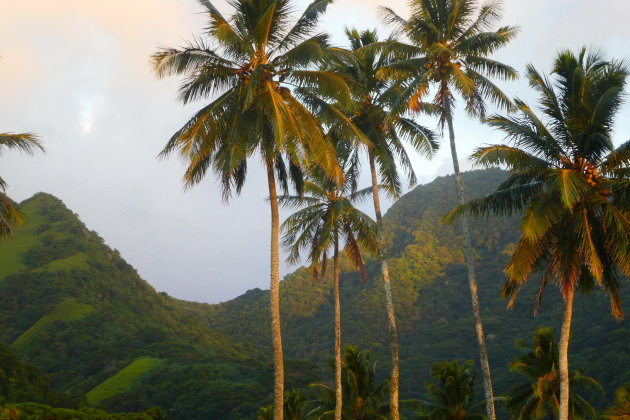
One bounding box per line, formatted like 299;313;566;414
4;402;155;419
86;358;162;405
13;299;94;348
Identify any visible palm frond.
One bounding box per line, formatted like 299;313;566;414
0;133;44;155
471;144;550;172
274;0;332;52
549;169;590;209
0;193;23;239
443;180;543;223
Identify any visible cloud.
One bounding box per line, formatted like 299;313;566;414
0;0;629;304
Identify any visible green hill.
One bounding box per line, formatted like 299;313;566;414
0;192;313;419
0;169;627;418
204;168;630;409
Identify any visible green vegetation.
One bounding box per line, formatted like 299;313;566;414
604;385;630;419
418;360;485;420
13;299;94;349
0;170;626;419
204;169;630;416
505;327;602;420
0;193;48;275
3;402;155;419
86;358;162;406
0;343;79;408
0;193;300;419
310;346;390;419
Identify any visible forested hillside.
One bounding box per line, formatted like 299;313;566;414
0;169;627;418
204;168;630;409
0;193;316;419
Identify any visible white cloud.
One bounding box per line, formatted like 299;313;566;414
0;0;629;303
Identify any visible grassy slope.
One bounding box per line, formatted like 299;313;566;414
13;299;94;348
0;197;47;276
0;193;243;360
86;358;162;405
6;403;153;419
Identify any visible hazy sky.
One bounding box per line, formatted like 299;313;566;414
1;0;629;304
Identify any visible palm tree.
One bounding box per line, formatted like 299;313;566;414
306;28;438;418
419;360;485;420
152;1;347;417
604;385;630;420
280;150;379;420
258;405;274;420
284;389;308;420
444;48;629;420
0;133;44;238
505;327;601;420
379;2;519;417
312;346;390;420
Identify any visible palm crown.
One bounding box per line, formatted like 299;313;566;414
280;148;378;281
380;0;518;119
153;0;349;196
312;346;390;419
319;28;438;197
420;360;485;420
506;327;602;420
446;48;630;317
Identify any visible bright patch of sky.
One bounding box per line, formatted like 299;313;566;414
0;0;628;303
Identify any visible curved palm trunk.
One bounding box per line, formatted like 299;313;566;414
267;162;284;420
368;151;400;420
443;100;496;420
558;287;574;420
333;242;342;420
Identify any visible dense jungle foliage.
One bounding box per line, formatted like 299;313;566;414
0;169;627;418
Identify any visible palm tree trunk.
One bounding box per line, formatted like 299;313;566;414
334;241;342;420
368;151;400;420
558;287;574;420
267;161;284;420
442;99;496;420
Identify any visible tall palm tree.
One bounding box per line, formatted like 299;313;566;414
306;28;438;419
444;48;629;420
280;151;379;420
0;133;44;238
380;2;519;417
505;327;601;420
152;1;346;418
419;360;486;420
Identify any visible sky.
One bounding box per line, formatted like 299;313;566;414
1;0;629;304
